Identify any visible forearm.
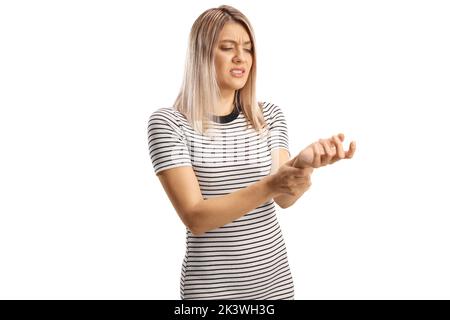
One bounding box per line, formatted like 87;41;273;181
189;175;276;235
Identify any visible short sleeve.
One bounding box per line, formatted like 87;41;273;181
267;103;290;157
147;108;192;175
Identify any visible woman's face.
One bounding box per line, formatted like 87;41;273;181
214;22;253;92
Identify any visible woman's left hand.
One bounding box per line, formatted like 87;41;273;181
293;133;356;168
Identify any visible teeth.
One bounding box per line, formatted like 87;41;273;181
231;70;243;74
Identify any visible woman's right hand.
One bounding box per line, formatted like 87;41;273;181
267;163;312;197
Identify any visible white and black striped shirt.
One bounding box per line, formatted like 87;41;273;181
147;101;295;300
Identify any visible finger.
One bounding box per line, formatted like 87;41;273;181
318;142;326;160
293;178;312;189
293;168;309;177
289;176;305;185
329;142;336;154
303;166;314;175
292;171;308;179
326;137;339;164
319;139;334;165
315;140;325;156
291;178;308;185
333;135;345;159
293;166;314;176
313;142;321;168
327;136;342;165
345;141;356;159
286;165;308;176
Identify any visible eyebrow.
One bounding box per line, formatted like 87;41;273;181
220;40;252;45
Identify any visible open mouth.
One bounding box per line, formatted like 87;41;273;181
230;69;245;77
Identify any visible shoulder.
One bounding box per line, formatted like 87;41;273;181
147;106;185;130
258;101;286;120
148;106;178;122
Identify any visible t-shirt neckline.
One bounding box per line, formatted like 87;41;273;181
211;101;241;124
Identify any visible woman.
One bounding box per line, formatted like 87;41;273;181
147;5;356;300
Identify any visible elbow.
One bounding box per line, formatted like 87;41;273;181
185;216;200;235
187;222;206;236
185;202;206;236
189;227;205;236
184;215;201;236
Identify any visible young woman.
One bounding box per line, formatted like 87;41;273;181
147;5;356;300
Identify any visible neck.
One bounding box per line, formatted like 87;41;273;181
215;89;237;116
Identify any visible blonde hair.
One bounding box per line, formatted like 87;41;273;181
173;4;267;136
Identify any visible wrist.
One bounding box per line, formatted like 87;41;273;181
261;174;278;199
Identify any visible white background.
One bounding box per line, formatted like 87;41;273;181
1;0;449;299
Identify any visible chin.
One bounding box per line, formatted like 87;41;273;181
229;80;248;88
229;85;246;90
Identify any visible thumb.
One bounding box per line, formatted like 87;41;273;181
286;164;307;175
285;156;297;166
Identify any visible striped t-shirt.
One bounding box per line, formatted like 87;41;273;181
147;101;295;300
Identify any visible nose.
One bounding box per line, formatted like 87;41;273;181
232;47;247;63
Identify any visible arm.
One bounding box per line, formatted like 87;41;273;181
271;148;312;209
157;166;277;236
191;175;276;235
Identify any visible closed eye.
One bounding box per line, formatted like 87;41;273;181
222;48;253;53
